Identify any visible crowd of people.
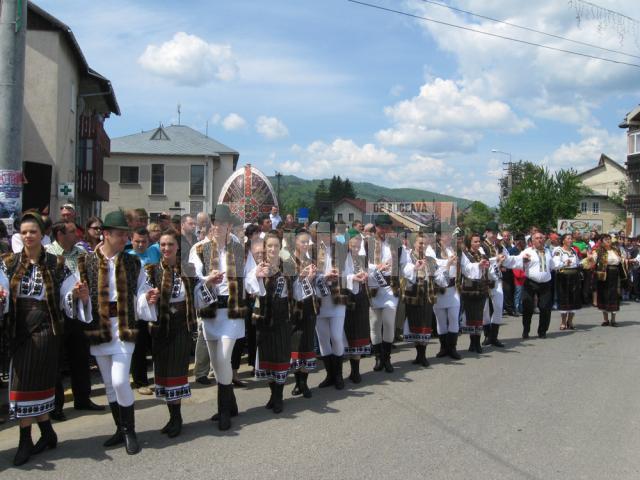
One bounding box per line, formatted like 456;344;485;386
0;202;636;467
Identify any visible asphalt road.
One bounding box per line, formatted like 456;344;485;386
1;303;640;479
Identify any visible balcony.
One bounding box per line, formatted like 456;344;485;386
78;170;109;201
79;114;111;155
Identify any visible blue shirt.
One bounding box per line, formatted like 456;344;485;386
128;243;161;266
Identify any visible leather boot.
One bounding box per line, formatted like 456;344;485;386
161;403;173;434
468;334;475;352
272;383;284;414
482;325;491;346
211;385;239;421
103;402;124;447
334;356;344;390
417;344;429;367
216;384;233;431
291;371;302;396
348;359;361;383
266;382;275;409
299;372;312;398
490;324;505;348
447;333;461;360
13;425;34;466
166;403;182;438
119;404;140;455
32;419;57;454
372;344;383;371
473;334;483;354
436;336;447;358
382;342;394;373
412;345;421;365
318;355;335;388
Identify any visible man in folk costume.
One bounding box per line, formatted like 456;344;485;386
312;223;354;390
402;231;448;367
189;204;248;431
365;214;408;372
480;222;517;348
72;210;153;455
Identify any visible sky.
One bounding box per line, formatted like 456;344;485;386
37;0;640;205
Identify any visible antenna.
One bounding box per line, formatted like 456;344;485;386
205;120;209;137
177;104;181;125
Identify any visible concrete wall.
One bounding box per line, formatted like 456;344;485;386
334;203;363;226
575;196;624;233
579;161;626;196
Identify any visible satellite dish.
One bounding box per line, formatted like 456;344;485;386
218;164;279;223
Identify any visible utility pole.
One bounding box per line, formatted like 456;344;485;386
0;0;27;229
275;171;282;208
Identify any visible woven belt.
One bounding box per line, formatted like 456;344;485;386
169;301;187;315
108;301;118;318
217;295;229;309
16;298;48;312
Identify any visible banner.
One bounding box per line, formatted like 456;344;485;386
0;169;24;234
557;219;603;235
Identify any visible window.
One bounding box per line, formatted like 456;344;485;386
629;131;640;155
79;139;93;171
149;212;160;223
151;164;164;195
190;165;205;196
580;201;588;213
120;166;139;184
592;201;600;214
190;201;204;215
337;213;343;221
348;213;354;221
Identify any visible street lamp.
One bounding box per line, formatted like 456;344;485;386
491;149;512;163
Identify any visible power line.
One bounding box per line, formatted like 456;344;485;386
346;0;640;69
415;0;640;60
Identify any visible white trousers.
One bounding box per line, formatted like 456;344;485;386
483;286;504;326
434;305;460;334
206;337;236;385
316;315;347;356
95;353;135;407
370;307;396;344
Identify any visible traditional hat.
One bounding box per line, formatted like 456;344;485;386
213;204;243;226
485;221;499;232
102;210;130;231
20;212;45;234
374;214;392;226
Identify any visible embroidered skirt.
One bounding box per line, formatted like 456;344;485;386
556;269;582;312
344;290;371;356
403;302;433;343
460;293;486;335
255;296;291;384
151;303;192;402
597;266;620;312
290;297;317;371
9;299;60;419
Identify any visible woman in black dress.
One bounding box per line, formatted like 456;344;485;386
591;234;627;327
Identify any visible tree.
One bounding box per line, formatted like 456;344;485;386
343;178;356;199
313;180;331;219
499;162;586;232
459;201;494;234
608;180;628;228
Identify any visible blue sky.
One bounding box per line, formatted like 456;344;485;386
37;0;640;205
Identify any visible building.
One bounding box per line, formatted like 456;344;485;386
22;3;119;222
333;198;367;226
574;154;627;234
103;125;238;220
620;105;640;236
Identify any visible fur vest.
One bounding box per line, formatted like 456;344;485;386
403;253;438;305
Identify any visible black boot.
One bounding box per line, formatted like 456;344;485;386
216;384;233;431
103;402;124;447
348;359;362;383
291;372;302;396
468;334;475;352
318;355;335;388
412;345;421;365
119;404;140;455
436;336;447;358
166;403;182;438
447;333;461;360
161;403;173;434
211;385;239;421
372;344;383;371
490;324;505;348
522;317;531;339
272;383;284;414
417;344;429;367
382;342;394;373
13;425;34;466
473;334;483;354
299;372;312;398
266;382;275;409
334;356;344;390
32;419;57;454
482;325;491;346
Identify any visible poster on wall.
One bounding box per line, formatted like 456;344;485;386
0;169;24;235
557;219;603;235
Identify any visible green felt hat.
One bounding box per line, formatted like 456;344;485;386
102;210;130;231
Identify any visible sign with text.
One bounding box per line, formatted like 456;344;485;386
557;219;603;234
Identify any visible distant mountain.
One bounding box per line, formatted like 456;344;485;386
267;174;473;211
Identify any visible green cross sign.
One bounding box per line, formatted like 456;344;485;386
60;185;72;195
59;183;74;197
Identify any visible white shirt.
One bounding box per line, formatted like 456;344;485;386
512;247;556;283
270;213;282;230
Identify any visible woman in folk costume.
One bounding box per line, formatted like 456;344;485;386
365;215;408;373
588;234;627;327
343;229;371;383
552;233;582;331
432;230;461;360
72;210;152;455
402;232;447;367
458;233;500;354
189;204;248;431
0;213;77;466
312;223;354;391
137;229;196;438
245;232;294;413
289;229;318;398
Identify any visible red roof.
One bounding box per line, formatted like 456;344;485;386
337;197;367;212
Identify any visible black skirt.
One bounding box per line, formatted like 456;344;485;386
9;299;60;419
255;296;291;384
151;303;192;402
344;289;371;356
597;266;620;312
290;297;317;371
460;293;486;335
404;302;433;343
556;269;582;311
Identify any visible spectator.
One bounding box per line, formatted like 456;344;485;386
0;221;10;254
196;212;211;242
257;214;272;238
134;208;149;228
77;216;102;253
269;206;282;230
128;227;160;266
284;213;296;230
147;222;162;244
158;212;172;231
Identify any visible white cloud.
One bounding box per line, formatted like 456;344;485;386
390;84;404;96
256;116;289;140
138;32;238;86
221;113;247;131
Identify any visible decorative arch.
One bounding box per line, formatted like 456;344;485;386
218;164;278;223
